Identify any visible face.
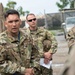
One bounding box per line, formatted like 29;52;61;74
5;14;21;34
27;15;37;28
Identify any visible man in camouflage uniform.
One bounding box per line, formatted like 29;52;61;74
60;26;75;75
0;9;37;75
60;44;75;75
26;13;58;75
66;26;75;53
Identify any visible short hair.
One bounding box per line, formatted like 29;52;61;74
4;9;20;19
26;13;36;20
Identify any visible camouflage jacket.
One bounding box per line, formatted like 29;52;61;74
26;27;57;58
66;26;75;53
0;29;32;75
60;44;75;75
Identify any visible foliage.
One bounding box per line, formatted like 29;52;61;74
56;0;75;9
17;6;25;16
56;0;69;10
4;0;30;16
49;30;56;36
69;0;75;8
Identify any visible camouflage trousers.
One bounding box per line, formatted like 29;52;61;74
40;66;53;75
1;72;24;75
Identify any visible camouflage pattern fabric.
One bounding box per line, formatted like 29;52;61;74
27;27;57;55
0;28;32;75
40;66;53;75
60;26;75;75
26;27;58;75
60;44;75;75
66;26;75;53
43;40;51;52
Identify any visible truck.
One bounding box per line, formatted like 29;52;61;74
62;17;75;38
60;9;75;38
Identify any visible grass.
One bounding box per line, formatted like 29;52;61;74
48;29;63;36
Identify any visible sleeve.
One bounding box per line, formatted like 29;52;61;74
60;44;75;75
0;45;25;74
66;29;75;48
30;54;40;71
30;37;40;72
45;30;58;54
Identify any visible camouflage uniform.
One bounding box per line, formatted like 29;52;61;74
0;28;33;75
26;27;58;75
60;26;75;75
60;44;75;75
66;26;75;53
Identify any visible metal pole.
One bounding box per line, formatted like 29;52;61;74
44;10;48;29
74;0;75;8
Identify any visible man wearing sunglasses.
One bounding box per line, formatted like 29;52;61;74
26;13;58;75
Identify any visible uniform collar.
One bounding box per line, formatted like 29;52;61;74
5;30;20;43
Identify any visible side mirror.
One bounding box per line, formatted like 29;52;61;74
61;22;66;28
62;23;65;26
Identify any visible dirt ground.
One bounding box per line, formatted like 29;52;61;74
52;32;69;75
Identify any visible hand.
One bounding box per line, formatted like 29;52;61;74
44;58;50;64
44;52;52;64
25;73;30;75
44;52;52;59
25;72;33;75
25;68;34;75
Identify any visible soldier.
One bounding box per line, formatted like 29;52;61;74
26;13;58;75
0;9;35;75
60;44;75;75
60;26;75;75
66;26;75;53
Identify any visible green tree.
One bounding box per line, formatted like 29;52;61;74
69;0;75;8
25;11;30;15
17;6;25;16
56;0;69;10
4;0;16;11
4;0;29;16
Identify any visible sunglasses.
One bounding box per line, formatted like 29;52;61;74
28;18;36;22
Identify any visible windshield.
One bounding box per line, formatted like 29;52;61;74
66;18;75;25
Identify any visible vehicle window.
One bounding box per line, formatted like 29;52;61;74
67;18;75;24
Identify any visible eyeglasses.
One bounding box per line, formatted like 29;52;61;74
27;18;36;22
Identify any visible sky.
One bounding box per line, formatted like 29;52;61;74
0;0;67;15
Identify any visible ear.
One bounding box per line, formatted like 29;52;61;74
4;21;8;28
26;20;29;24
19;19;22;26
